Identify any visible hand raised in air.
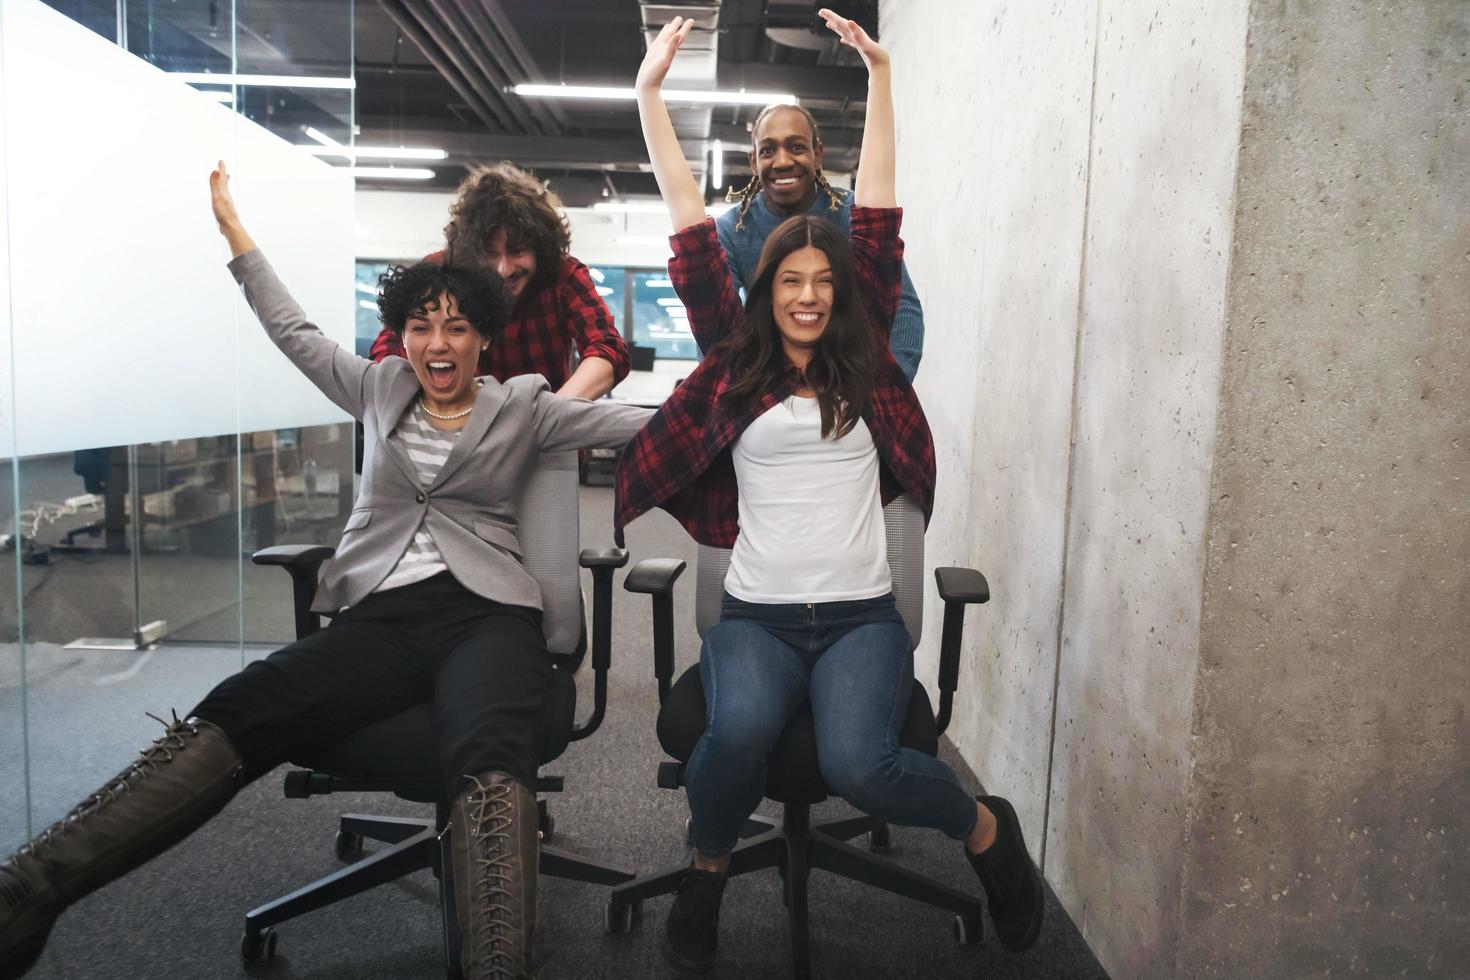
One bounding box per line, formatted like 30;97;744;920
818;8;889;71
636;16;696;92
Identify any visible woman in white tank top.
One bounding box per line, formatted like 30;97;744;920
629;11;1046;971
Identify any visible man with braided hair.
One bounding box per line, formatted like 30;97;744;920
372;161;630;398
718;102;926;381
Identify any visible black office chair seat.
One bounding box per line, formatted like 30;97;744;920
610;552;993;978
242;534;634;979
289;668;578;802
655;665;939;806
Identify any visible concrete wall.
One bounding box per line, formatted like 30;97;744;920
885;0;1248;974
1181;2;1470;974
884;0;1464;976
1045;2;1249;974
881;0;1096;868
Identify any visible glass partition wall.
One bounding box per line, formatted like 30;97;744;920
0;0;355;847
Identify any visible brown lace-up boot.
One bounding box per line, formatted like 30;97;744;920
0;714;243;980
448;771;538;979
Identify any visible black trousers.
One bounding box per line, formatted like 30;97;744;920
191;572;551;792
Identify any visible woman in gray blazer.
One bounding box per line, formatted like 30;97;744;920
0;164;653;980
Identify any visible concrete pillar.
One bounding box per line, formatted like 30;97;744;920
882;0;1467;975
1181;2;1469;973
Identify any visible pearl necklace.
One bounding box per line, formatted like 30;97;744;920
420;399;474;420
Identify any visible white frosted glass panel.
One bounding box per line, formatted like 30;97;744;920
0;0;353;458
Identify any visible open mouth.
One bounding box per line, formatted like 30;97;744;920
770;175;803;190
789;310;823;329
426;360;457;390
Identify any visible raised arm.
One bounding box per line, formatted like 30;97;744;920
210;161;259;258
635;18;706;232
210;163;373;419
819;9;894;208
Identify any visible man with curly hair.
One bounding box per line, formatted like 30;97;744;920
371;161;630;399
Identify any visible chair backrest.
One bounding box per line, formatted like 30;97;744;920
514;449;583;657
694;495;925;649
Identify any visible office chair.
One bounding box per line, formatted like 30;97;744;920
240;450;633;978
607;496;992;977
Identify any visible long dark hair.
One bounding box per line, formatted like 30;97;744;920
716;215;879;439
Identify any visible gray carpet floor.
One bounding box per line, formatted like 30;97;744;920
5;487;1107;979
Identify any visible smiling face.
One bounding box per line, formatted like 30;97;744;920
403;290;485;410
482;228;538;303
770;245;834;368
751;106;824;215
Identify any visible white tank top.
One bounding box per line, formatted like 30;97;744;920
725;394;891;603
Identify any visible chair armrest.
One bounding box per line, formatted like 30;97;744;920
252;544;337;569
936;566;990;605
569;547;629;741
623;558;685;595
933;566;990;736
623;558;686;702
252;545;337;640
579;547;630;570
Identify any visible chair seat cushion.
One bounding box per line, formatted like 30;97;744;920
289;665;576;802
655;665;940;806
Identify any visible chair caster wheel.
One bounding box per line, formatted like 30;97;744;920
954;910;985;946
867;822;891;851
334;830;364;861
240;926;278;961
604;898;639;934
539;813;555;843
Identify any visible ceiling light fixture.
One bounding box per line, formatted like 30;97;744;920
513;83;796;107
172;72;355;90
303;145;448;161
710;140;723;189
592;201;730;217
300;126;446;162
347;167;435;180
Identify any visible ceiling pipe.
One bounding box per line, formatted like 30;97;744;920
419;0;543;135
394;0;518;132
473;0;570;132
377;0;505;131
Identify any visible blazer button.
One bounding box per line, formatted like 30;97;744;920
415;492;426;504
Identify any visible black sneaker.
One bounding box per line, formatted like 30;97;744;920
660;867;727;974
969;796;1044;951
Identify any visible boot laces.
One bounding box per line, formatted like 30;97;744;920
459;776;526;976
14;711;200;862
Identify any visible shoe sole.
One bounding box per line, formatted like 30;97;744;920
0;925;50;980
659;922;715;976
985;796;1045;953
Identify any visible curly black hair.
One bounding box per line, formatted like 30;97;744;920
376;261;511;340
443;162;571;294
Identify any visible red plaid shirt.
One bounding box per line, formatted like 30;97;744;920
371;252;629;391
613;207;936;548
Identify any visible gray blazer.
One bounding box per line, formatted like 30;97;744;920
229;249;653;615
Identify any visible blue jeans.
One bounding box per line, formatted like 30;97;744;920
683;592;978;857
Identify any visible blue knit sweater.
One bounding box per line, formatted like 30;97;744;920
715;188;925;381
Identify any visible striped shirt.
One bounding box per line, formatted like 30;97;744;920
373;400;463;593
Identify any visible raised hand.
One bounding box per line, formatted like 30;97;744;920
636;16;695;92
209;161;241;232
818;8;889;71
209;160;257;258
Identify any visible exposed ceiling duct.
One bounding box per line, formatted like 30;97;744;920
639;0;722;161
377;0;564;136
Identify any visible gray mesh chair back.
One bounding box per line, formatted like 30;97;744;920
694;494;926;648
513;449;583;656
